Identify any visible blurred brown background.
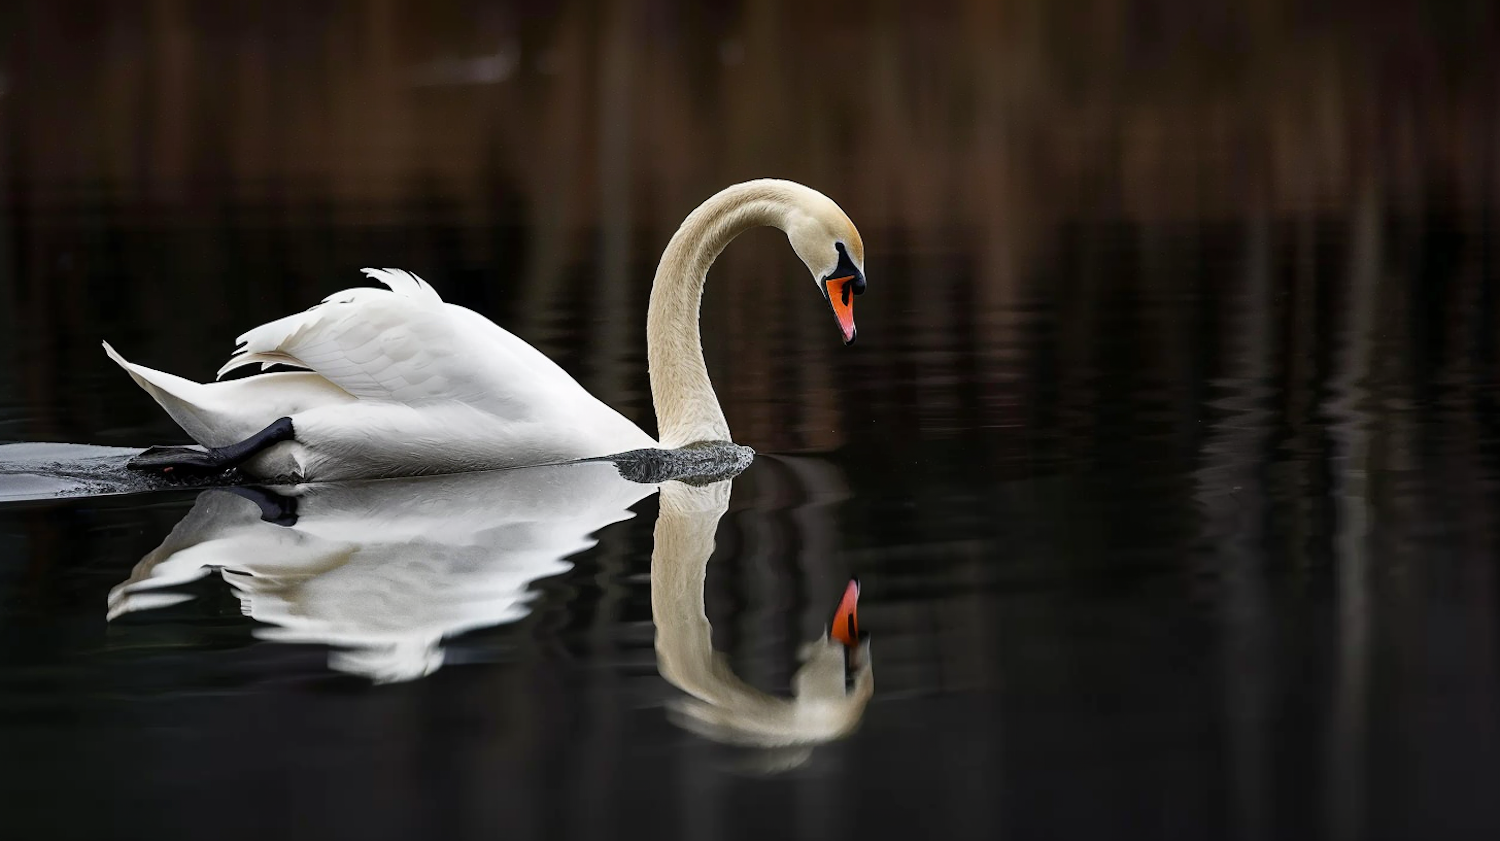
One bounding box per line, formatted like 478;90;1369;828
0;0;1496;452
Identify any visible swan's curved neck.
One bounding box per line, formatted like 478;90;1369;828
647;182;797;447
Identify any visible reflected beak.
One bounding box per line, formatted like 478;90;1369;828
830;579;860;647
825;277;858;345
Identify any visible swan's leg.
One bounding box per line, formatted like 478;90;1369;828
222;485;299;526
128;417;296;476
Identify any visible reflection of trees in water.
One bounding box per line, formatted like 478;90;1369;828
7;0;1492;217
2;0;1497;460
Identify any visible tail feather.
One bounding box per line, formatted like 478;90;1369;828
103;342;355;449
103;341;229;447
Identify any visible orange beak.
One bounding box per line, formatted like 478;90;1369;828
825;277;857;345
830;579;860;647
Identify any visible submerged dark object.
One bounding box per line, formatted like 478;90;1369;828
600;441;755;485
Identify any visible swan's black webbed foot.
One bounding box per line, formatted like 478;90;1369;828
127;445;230;476
127;417;296;477
224;486;299;526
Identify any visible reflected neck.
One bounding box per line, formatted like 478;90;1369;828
650;481;765;705
646;181;798;448
649;480;873;749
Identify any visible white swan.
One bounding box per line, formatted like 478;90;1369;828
103;179;866;481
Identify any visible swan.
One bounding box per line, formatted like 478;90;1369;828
103;179;866;481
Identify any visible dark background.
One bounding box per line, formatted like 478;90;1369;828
2;2;1500;839
1;0;1496;450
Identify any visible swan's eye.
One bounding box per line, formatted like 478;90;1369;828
828;243;865;295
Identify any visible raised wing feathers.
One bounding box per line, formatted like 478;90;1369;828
351;268;441;304
218;268;534;411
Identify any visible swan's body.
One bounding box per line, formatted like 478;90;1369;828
104;271;653;479
105;180;865;481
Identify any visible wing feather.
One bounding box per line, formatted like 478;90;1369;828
217;351;309;377
358;267;440;303
218;268;543;413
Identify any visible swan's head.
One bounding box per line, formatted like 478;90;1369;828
666;578;873;760
784;196;866;345
794;579;869;703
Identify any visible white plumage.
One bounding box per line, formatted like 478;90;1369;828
105;180;866;481
106;268;653;480
107;461;657;682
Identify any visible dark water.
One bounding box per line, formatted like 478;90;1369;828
5;207;1500;841
6;3;1500;840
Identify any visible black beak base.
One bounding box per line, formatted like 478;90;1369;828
823;244;864;346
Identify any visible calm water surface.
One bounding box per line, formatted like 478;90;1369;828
2;204;1500;841
6;4;1500;837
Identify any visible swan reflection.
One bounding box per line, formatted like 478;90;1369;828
109;460;871;756
108;462;654;682
652;480;871;767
